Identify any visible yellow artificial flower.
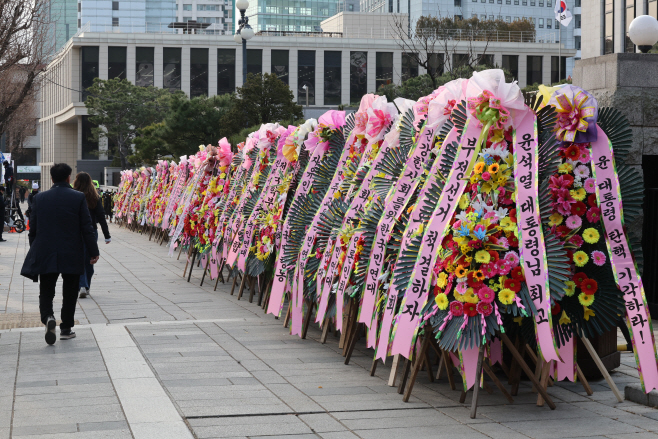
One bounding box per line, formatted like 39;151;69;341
333;191;342;200
496;175;508;186
475;250;491;264
582;228;600;244
490;129;505;143
570;188;586;201
559;311;571;326
558;162;573;174
474;162;485;174
436;272;448;288
459;194;470;210
453;289;467;302
583;306;596;320
464;288;479;304
481;182;494;194
548;213;563;227
435;293;449;310
455;266;467;278
564;281;576;297
488;163;500;174
500;217;516;232
578;292;595;307
573;251;589;267
498;288;515;305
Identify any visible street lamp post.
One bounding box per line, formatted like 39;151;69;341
233;0;254;84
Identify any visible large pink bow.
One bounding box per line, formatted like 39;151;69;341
554;91;595;143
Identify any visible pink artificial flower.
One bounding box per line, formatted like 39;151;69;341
592;250;606;266
495;259;511;276
586;207;601;223
504;251;519;266
450;301;464;317
569;234;584;247
498;187;507;197
478;286;495;303
480;263;497;278
476;301;494;317
584;178;596;194
555;196;575;216
579;145;591;163
455;281;468;294
242;156;253;170
482;172;491;181
565;215;582;229
497;237;509;249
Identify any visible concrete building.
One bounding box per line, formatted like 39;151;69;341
361;0;579;79
38;24;574;184
579;0;654;58
78;0;177;33
245;0;340;32
177;0;234;34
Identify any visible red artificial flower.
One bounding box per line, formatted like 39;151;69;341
508;235;519;247
587;207;601;223
504;277;522;293
551;303;561;315
476;301;493;317
464;303;479;317
511;266;524;280
562;174;575;187
588;194;598;207
571;201;587;216
581;278;598;295
450;301;464;317
467;271;484;288
488;250;500;263
557;225;571;237
574;272;588;286
509;209;517;223
564;145;581;160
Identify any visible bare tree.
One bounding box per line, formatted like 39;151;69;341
391;15;494;88
0;0;54;139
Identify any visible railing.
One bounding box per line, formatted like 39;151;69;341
255;30;344;38
78;22;233;35
415;28;557;44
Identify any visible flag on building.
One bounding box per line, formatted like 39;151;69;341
554;0;573;26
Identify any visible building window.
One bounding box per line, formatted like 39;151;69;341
605;0;613;53
78;2;81;12
183;4;192;10
298;51;315;105
428;53;443;76
506;0;511;3
472;13;477;17
502;55;518;80
402;53;418;82
108;46;126;80
506;16;511;22
625;0;635;52
375;52;393;90
547;0;552;6
455;14;463;20
247;49;262;77
551;56;567;83
78;18;81;28
80;46;99;101
555;20;559;27
453;53;469;69
576;14;581;28
455;0;461;5
538;18;544;27
324;51;341;105
575;35;581;49
350;51;367;104
112;17;119;27
348;3;354;10
81;116;99;160
514;0;519;4
271;50;289;85
190;48;208;97
575;0;581;5
478;54;494;67
539;0;543;5
547;18;552;28
526;55;542;86
198;4;220;10
217;49;235;95
135;47;154;87
112;1;119;10
530;0;535;4
163;47;181;91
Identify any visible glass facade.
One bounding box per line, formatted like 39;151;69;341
625;0;635;52
190;48;209;97
50;0;78;54
271;50;290;85
375;52;393;90
605;0;614;54
402;53;418;82
298;51;316;105
350;51;367;104
136;47;155;87
526;55;543;86
428;53;444;77
478;54;494;67
551;56;567;83
247;49;263;77
218;49;236;95
324;51;341;106
81;116;99;160
246;0;338;32
81;46;99;101
502;55;518;81
163;48;182;91
108;47;127;80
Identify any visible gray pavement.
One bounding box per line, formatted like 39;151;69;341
0;224;657;439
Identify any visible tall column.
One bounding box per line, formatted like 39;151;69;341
342;49;350;106
262;48;272;75
209;47;218;96
99;45;109;80
236;43;244;87
393;51;402;86
290;49;299;103
542;54;551;85
316;50;324;107
182;46;191;96
126;45;136;84
518;55;528;89
367;50;376;94
154;46;164;88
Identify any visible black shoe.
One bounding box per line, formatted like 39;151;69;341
60;329;76;340
45;316;56;345
78;287;87;299
0;239;7;242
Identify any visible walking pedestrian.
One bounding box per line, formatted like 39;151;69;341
102;191;113;222
19;186;26;203
20;163;99;345
3;162;13;196
0;186;6;243
73;172;111;299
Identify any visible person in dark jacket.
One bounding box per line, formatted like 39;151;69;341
73;172;111;298
21;163;99;345
0;186;5;242
19;186;26;203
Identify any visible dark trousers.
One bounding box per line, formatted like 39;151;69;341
39;273;80;330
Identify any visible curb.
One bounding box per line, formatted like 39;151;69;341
625;383;658;407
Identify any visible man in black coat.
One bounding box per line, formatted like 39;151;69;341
0;186;5;242
21;163;100;345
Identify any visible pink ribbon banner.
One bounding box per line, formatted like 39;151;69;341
390;121;478;359
168;165;207;256
267;148;327;316
591;126;658;393
376;128;458;361
513;112;561;363
214;165;247;262
555;337;576;382
359;123;437;329
162;168;187;229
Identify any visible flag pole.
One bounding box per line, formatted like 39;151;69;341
558;21;561;82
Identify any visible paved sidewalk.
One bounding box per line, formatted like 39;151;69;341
1;225;658;439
